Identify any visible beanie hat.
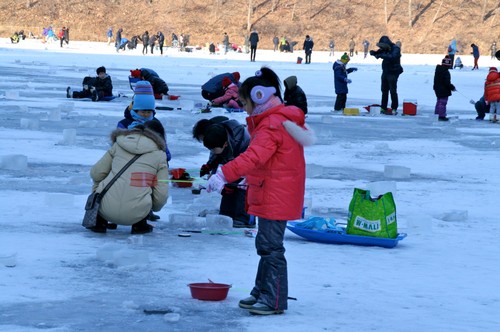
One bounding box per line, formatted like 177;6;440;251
96;66;106;74
441;56;452;67
130;69;142;78
489;67;498;73
222;77;232;88
232;72;240;81
340;53;350;64
132;81;155;111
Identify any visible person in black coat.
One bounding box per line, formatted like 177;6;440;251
140;31;149;55
157;31;165;55
370;35;404;113
433;56;456;121
303;35;314;64
68;66;113;101
475;96;491;120
115;28;123;52
249;30;259;62
284;76;308;114
130;68;169;98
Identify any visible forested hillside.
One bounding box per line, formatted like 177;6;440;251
0;0;498;54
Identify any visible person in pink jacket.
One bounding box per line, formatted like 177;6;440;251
210;76;243;110
207;67;315;315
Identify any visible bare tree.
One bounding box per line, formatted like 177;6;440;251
385;0;388;25
408;0;412;28
247;0;253;34
432;0;444;24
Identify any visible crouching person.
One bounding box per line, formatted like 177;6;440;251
89;120;169;234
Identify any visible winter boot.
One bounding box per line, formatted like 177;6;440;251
91;89;98;102
239;295;257;309
438;116;449;122
89;214;108;233
131;217;153;234
248;302;284;315
147;210;160;221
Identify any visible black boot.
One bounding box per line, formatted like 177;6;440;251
90;214;107;233
66;86;71;98
131;217;153;234
147;210;160;221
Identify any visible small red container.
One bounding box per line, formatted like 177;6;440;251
403;100;417;116
188;283;231;301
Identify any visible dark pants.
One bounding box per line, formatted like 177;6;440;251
142;44;148;54
434;97;448;117
473;57;479;69
305;52;311;64
448;54;455;68
219;188;250;224
159;43;164;55
250;218;288;310
381;72;400;110
475;99;490;119
72;90;91;98
250;45;257;61
334;93;347;111
150;45;154;54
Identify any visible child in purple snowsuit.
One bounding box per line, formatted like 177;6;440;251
433;56;456;121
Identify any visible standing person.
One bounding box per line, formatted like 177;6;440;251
223;32;229;54
329;39;335;57
58;27;65;47
490;42;497;59
370;35;404;114
447;39;458;68
349;38;356;57
89;120;169;234
284;75;308;114
206;67;313;315
149;33;157;54
106;27;113;45
484;67;500;122
471;43;480;70
433;56;456;121
63;27;70;46
249;30;259;62
192;117;253;227
362;39;370;59
273;36;279;52
140;31;149;55
157;31;165;55
303;35;314;64
115;28;123;52
333;53;357;112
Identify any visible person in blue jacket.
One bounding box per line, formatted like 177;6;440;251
333;53;357;111
201;72;241;101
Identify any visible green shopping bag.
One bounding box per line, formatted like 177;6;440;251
346;188;397;238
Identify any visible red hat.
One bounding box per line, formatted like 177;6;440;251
232;72;240;81
130;69;142;78
222;77;232;88
489;67;498;73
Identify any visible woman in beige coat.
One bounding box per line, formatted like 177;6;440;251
90;121;169;234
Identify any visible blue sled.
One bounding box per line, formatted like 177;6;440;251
287;221;407;248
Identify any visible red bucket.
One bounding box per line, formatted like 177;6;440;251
188;283;231;301
170;168;186;179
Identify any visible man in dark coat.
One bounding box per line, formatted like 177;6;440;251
370;35;404;113
249;30;259;62
284;76;308;114
157;31;165;55
140;31;149;55
130;68;169;99
303;35;314;64
115;28;123;52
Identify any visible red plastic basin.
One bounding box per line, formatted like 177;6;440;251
188;283;231;301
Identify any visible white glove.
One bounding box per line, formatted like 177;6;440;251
83;84;89;90
207;169;227;193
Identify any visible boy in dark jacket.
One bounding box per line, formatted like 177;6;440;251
284;76;308;114
67;66;113;101
194;117;253;228
433;56;456;121
332;53;357;111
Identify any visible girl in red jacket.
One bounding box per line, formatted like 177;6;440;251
485;67;500;122
207;67;315;315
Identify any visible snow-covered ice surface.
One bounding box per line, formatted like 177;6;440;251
0;39;499;331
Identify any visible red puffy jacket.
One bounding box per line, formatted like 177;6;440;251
222;103;306;221
485;69;500;103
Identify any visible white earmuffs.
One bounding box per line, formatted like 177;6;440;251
250;86;276;104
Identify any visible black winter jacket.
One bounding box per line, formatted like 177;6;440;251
284;76;308;114
433;65;455;98
372;36;403;75
95;74;113;96
140;68;169;95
